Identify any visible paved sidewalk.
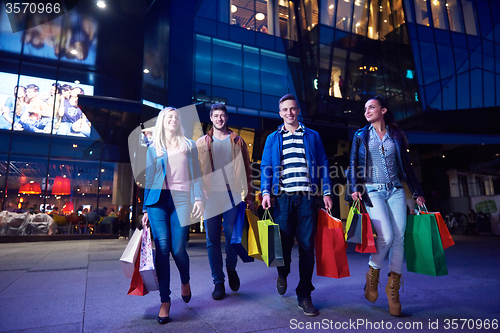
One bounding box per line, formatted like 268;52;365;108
0;234;499;332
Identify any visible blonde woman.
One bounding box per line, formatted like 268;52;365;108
142;107;204;324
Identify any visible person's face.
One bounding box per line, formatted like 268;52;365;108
279;99;300;127
61;89;70;99
163;110;180;132
210;110;227;131
16;88;25;99
26;88;37;100
50;86;56;95
71;89;81;98
69;95;78;107
364;99;386;123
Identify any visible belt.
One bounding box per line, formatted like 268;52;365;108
367;182;399;190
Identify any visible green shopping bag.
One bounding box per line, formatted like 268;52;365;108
405;213;448;276
345;200;362;243
258;209;284;267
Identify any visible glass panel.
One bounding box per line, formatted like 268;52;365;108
330;49;348;98
425;81;441;109
230;0;256;30
392;0;405;29
445;0;464;33
261;49;287;96
336;0;353;32
302;0;319;31
380;0;394;39
483;71;495;108
243;45;261;93
470;69;482;108
352;0;369;35
461;0;478;36
368;0;380;39
212;39;242;89
255;0;270;34
321;0;336;26
403;0;414;23
195;35;212;85
430;0;449;30
278;0;297;41
474;0;492;40
437;44;454;79
442;76;456;110
419;41;439;84
456;72;470;109
470;47;481;70
497;75;500;107
414;0;430;26
454;47;469;74
197;0;217;19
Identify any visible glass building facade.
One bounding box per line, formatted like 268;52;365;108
1;0;499;237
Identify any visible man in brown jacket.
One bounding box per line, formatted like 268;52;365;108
196;103;252;300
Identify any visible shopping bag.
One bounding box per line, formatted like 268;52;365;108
119;228;142;278
128;251;148;296
139;227;159;292
355;206;377;253
258;209;284;267
246;209;263;261
419;205;454;250
346;200;362;243
315;209;350;278
230;202;254;263
405;213;448;276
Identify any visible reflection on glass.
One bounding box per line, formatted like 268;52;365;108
336;0;353;32
461;0;478;36
445;0;464;33
302;0;319;31
368;0;380;39
379;0;394;39
279;0;298;41
352;0;368;36
392;0;405;29
0;10;97;65
320;0;335;26
0;72;94;137
403;0;414;23
430;0;449;30
414;0;430;26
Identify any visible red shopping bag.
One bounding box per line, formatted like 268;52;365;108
315;209;350;278
128;250;148;296
355;202;377;253
420;205;454;250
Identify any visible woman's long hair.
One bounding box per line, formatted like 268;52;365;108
153;107;189;156
371;95;409;147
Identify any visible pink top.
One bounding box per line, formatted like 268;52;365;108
165;147;190;191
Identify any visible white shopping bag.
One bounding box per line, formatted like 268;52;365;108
139;226;159;292
119;228;142;278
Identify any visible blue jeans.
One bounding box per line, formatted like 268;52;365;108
274;193;317;301
365;184;407;274
204;192;239;285
147;190;191;303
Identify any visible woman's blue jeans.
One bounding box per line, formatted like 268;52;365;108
365;184;407;274
147;190;191;303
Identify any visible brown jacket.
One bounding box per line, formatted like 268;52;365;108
196;128;252;202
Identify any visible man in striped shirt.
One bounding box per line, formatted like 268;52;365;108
261;94;333;317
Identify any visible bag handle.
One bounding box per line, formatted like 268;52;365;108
354;199;368;214
261;209;274;222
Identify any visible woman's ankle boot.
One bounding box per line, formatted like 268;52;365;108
364;266;380;303
385;272;402;316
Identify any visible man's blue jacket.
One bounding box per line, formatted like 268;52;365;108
260;123;332;196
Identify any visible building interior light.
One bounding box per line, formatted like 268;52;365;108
231;5;237;13
329;4;334;9
255;13;265;21
70;49;78;55
143;69;149;74
74;80;80;84
97;1;106;8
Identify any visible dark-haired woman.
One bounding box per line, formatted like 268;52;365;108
348;95;425;316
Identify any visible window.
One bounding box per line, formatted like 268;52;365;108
430;0;449;30
414;0;430;26
445;0;464;33
461;0;478;36
352;0;369;36
336;0;353;32
368;0;380;39
379;0;394;39
320;0;336;26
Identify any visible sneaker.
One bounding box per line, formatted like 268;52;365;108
227;269;240;292
212;283;225;300
276;276;287;295
298;298;319;317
